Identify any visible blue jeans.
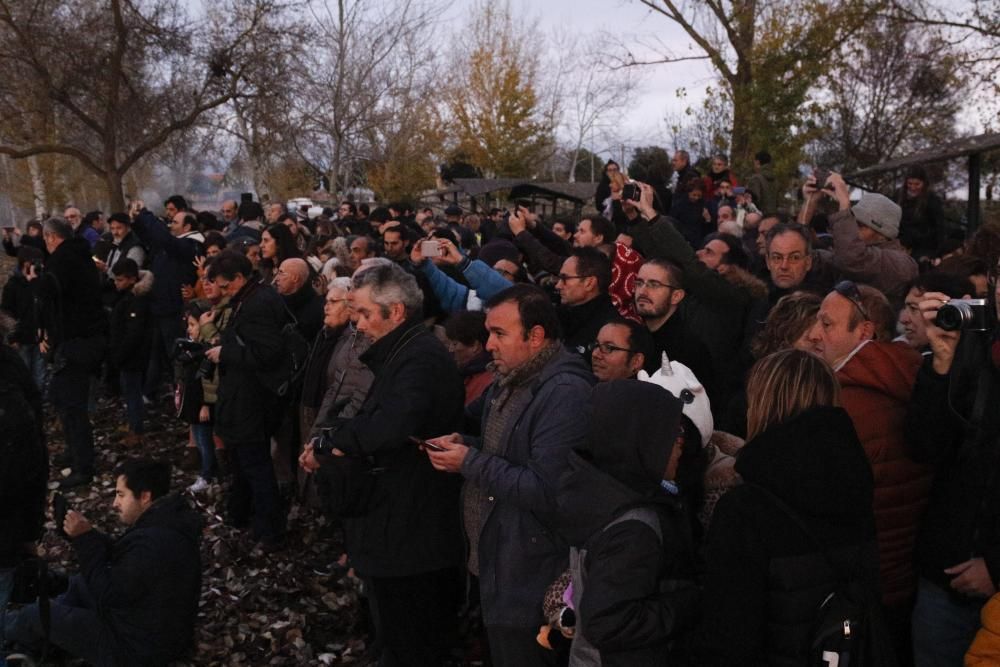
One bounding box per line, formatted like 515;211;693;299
912;578;985;666
2;575;105;664
119;370;145;434
191;422;215;480
16;344;46;395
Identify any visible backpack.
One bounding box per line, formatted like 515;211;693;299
751;484;897;667
231;288;311;398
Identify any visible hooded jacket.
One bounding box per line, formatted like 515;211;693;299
697;406;879;666
747;163;778;214
70;494;202;666
557;381;700;666
837;340;931;607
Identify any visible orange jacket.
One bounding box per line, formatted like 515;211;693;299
967;594;1000;666
837;341;932;608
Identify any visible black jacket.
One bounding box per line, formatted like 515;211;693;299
0;347;46;567
108;289;152;372
300;324;345;410
36;236;105;349
558;293;619;363
131;210;202;317
557;381;700;666
648;311;719;406
215;281;288;443
1;270;38;345
282;282;324;342
70;494;202;667
696;406;879;666
906;340;1000;591
325;319;466;577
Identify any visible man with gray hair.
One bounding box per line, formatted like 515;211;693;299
303;262;466;665
29;217;106;487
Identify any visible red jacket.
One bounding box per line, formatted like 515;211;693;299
837;341;932;608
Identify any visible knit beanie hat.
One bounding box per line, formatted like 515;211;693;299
852;192;901;240
637;352;714;447
478;239;521;268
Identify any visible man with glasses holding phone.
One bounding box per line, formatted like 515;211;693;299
809;279;931;662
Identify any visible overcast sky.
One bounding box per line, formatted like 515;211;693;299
445;0;717;152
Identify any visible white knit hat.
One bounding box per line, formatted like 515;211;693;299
637;352;714;447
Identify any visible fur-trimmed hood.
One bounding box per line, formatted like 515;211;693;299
132;269;155;296
723;265;768;300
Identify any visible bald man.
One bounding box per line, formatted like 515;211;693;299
275;258;324;340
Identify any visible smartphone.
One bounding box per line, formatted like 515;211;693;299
53;492;69;537
408;436;446;452
622;182;641;201
421;240;441;258
813;169;831;190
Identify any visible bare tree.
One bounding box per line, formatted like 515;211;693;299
291;0;441;197
0;0;279;211
557;36;640;182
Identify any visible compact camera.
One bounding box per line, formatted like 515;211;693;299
935;298;990;332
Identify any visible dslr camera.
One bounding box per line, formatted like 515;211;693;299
173;339;216;381
935;298;990;332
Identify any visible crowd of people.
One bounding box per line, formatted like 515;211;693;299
0;151;999;666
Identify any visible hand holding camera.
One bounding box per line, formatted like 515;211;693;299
918;291;974;375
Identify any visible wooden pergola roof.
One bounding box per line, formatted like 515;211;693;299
847;132;1000;231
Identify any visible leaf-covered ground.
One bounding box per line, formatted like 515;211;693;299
38;395;375;666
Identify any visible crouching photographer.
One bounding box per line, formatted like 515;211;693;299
906;281;1000;665
2;459;202;667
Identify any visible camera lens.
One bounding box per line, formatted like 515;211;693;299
935;303;967;332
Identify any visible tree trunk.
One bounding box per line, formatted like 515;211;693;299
27;155;48;218
106;170;126;212
729;60;754;172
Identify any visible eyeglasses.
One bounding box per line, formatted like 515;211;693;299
588;341;633;355
556;274;586;283
633;278;678;290
214;281;231;290
833;280;871;321
325;298;348;305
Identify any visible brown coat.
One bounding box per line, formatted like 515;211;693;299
837;340;932;608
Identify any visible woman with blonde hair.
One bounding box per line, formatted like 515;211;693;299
696;349;881;665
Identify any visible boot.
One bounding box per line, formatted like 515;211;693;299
123;431;144;448
180;447;201;472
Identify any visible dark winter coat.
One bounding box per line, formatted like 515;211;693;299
558;293;620;363
1;269;38;345
557;381;700;666
282;282;324;342
325;319;466;577
647;310;719;408
70;494;202;667
696;406;879;666
300;324;346;411
215;280;288;443
35;236;105;349
906;338;1000;592
747;163;779;214
108;287;153;372
462;347;595;626
897;189;945;257
131;211;203;318
668;196;711;249
0;347;46;567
